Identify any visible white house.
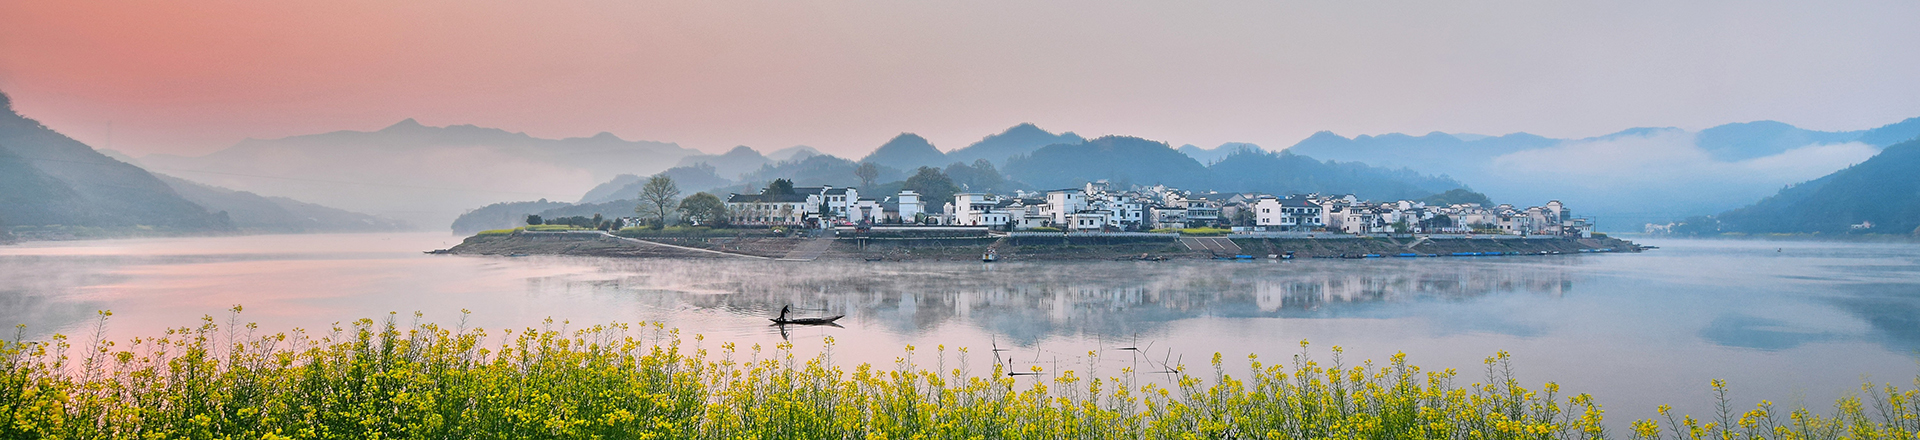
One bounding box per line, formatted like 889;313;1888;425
848;198;883;223
953;193;1003;226
1252;196;1325;231
1046;189;1088;224
897;191;923;222
725;192;812;226
1068;212;1106;231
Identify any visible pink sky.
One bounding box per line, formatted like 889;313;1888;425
4;0;1919;157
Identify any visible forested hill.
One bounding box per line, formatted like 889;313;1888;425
1716;138;1920;235
1004;136;1214;190
0;91;233;234
1004;135;1463;200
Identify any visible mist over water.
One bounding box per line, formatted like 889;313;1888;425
2;233;1916;427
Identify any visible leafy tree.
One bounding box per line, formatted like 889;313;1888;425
765;178;796;195
854;162;880;189
636;175;681;227
525;214;543;226
1232;209;1255;226
678;192;728;226
1420;188;1493;207
902;167;959;214
944;159;1005;192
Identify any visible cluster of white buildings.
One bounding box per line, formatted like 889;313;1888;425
725;181;1588;236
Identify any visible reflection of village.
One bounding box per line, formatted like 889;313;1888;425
550;259;1579;342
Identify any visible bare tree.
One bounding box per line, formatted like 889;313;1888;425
635;175;680;227
854;162;880;189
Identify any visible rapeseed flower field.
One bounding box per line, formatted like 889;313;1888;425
2;309;1915;439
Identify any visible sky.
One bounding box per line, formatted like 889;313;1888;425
4;0;1919;158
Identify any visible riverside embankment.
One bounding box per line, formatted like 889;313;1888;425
442;230;1646;261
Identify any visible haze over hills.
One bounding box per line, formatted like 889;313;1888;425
1712;138;1920;235
1178;142;1264;165
138;118;699;228
674;145;773;179
156;174;409;233
765;145;822;162
1007;136;1462;200
578;164;736;205
1278;117;1920;228
0;91;233;234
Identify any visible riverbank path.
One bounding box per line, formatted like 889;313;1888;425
1179;237;1242;254
602;233;771;259
779;235;836;261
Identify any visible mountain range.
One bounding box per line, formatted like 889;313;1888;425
0;92;232;235
1;91;403;237
1008;136;1461;200
1279;118;1920;228
156;174;410;233
20;83;1917;236
139;118;699;227
460;130;1465;234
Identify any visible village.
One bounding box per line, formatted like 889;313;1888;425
721;180;1593;238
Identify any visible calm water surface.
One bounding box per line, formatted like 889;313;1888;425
2;233;1916;426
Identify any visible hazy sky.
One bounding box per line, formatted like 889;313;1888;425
4;0;1918;157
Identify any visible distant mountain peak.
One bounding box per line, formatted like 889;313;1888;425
1586;126;1683;141
767;145;821;162
1301;131;1350;143
0;90;11;113
860;133;946;169
887;132;930;144
382;118;425;131
944;123;1083;166
591;132;623;141
999;122;1047;136
722;145;760;156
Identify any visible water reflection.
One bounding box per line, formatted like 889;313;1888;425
556;258;1582;344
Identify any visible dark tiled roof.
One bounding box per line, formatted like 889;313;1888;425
1277;198;1320;207
728;193;811;203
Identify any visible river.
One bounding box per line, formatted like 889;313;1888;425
2;232;1916;427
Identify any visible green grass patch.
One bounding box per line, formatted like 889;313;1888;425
614;226;763;238
1175;227;1230;236
526;224;589;232
2;312;1913;439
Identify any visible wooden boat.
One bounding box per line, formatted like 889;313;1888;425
771;305;843;326
982;249;999;262
771;315;844;325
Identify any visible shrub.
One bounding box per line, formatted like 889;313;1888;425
1026;226;1063;232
